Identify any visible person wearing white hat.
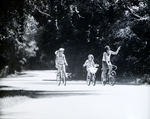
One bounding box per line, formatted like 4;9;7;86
55;48;68;79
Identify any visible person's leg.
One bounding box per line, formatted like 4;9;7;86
87;68;91;79
57;65;61;76
108;65;112;78
102;70;107;81
102;61;107;81
62;65;67;79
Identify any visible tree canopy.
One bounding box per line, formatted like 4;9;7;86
0;0;150;78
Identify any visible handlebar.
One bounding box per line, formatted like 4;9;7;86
94;64;99;67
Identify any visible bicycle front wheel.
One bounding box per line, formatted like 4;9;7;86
62;72;66;86
109;70;116;86
56;73;61;86
63;76;66;86
86;75;91;86
92;74;96;86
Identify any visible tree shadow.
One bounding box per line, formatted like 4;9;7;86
0;89;98;99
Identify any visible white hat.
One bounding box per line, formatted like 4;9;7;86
59;48;65;51
88;54;94;59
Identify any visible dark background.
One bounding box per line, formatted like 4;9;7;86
0;0;149;80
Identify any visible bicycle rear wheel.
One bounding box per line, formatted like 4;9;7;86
109;70;116;86
63;75;66;86
56;73;61;86
60;71;66;86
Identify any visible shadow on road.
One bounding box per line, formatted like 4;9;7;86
0;89;98;99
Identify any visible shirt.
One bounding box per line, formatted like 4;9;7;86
102;51;112;65
55;54;67;65
84;60;95;69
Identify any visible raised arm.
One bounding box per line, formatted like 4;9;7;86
111;46;121;55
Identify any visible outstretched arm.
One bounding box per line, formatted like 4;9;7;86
111;46;121;55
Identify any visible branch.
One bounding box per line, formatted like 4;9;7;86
29;1;51;17
127;6;150;21
35;7;51;17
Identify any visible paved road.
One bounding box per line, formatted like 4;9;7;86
0;70;150;119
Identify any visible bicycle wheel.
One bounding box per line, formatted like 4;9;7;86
86;74;91;86
92;74;96;86
63;73;66;86
56;72;61;86
109;70;116;86
63;78;66;86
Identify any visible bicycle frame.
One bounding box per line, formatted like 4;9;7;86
87;73;95;86
86;66;99;86
56;64;66;86
101;65;117;86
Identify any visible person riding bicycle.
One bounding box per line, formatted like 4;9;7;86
55;48;68;79
83;54;98;78
102;46;121;81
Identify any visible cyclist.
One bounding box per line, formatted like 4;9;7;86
101;46;121;81
55;48;68;79
83;54;96;78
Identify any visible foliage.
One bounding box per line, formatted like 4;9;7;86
0;0;149;77
0;0;38;74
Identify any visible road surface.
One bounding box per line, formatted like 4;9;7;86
0;70;150;119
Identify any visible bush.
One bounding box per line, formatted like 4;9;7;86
0;66;9;78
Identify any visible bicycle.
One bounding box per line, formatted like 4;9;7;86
56;64;67;86
101;65;117;86
86;64;99;86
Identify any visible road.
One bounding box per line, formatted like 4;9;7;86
0;70;150;119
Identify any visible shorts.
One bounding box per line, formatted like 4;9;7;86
56;64;66;73
56;64;64;69
102;61;108;72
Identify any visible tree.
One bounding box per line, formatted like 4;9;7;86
0;0;39;74
0;0;149;78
